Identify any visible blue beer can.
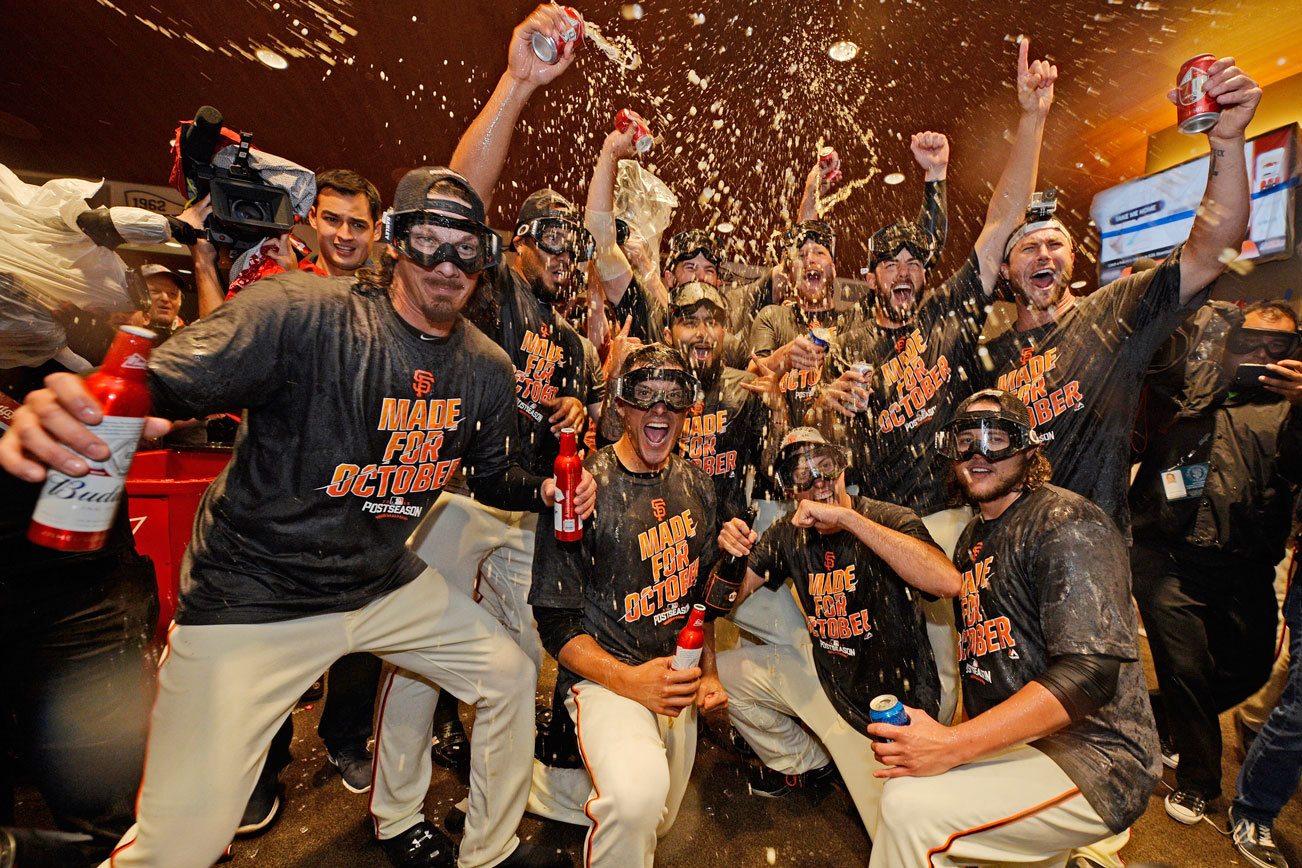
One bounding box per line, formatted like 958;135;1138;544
869;694;910;742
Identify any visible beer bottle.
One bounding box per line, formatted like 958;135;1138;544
28;326;156;551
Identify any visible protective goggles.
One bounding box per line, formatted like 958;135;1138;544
934;413;1039;462
869;223;934;268
773;221;836;260
615;217;632;247
667;230;722;267
776;444;850;490
612;367;703;411
388;210;501;273
1225;327;1300;360
516;217;595;260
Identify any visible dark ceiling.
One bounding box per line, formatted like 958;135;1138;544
3;0;1297;281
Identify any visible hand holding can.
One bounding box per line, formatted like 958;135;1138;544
1175;54;1220;135
531;6;585;65
614;108;654;154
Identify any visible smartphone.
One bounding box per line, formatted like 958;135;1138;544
1230;363;1272;390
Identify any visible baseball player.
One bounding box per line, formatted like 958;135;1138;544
715;427;960;827
864;390;1159;866
524;344;729;867
0;165;593;868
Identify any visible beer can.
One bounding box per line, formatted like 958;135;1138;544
869;693;910;742
808;327;832;350
531;7;585;65
850;362;874;412
615;108;654;154
1176;54;1220;135
818;146;841;184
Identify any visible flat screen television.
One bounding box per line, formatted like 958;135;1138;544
1090;123;1297;284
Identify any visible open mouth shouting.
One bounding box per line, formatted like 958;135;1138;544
643;417;673;448
1028;267;1058;291
687;342;714;365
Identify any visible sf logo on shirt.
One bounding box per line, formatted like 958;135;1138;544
413;369;435;397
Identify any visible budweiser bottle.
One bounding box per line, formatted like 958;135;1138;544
671;604;707;670
553;427;582;541
29;326;156;551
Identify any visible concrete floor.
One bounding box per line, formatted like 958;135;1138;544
207;682;1301;868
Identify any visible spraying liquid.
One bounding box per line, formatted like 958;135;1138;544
817;174;878;215
584;19;641;70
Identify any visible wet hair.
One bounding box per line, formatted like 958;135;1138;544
1243;300;1299;331
620;343;690;377
354;176;499;327
315;169;383;220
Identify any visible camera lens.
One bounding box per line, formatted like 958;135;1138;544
231;200;270;222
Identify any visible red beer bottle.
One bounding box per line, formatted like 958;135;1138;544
554;427;583;542
671;604;707;670
28;326;156;551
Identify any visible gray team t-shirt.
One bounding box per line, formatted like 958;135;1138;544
952;484;1160;833
530;448;720;681
982;246;1210;534
148;273;516;624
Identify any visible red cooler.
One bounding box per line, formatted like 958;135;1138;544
126;447;231;638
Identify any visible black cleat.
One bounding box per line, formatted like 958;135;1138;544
379;821;457;868
747;762;837;798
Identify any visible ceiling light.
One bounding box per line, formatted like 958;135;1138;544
256;48;289;70
828;40;859;62
883;172;905;185
716;222;734;233
164;241;185;249
1070;280;1087;289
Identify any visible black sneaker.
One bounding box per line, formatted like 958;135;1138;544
443;805;466;836
1164;788;1208;825
236;778;283;836
1231;808;1289;868
328;746;374;794
300;677;325;703
379;821;457;868
431;717;471;774
747;763;837;798
495;841;572;867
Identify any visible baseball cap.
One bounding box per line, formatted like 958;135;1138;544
953;388;1034;429
516;188;579;227
668;281;728;317
140;263;184;285
392;167;487;224
777;427;844;462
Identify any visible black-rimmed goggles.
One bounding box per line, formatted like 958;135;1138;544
516;216;595;260
388;210;501;273
774;221;837;261
612;366;703;411
1226;327;1300;360
667;230;722;267
776;443;850;490
868;222;935;269
935;412;1039;462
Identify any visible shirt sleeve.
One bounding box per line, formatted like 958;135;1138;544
916;179;948;258
147;278;298;419
747;519;789;590
868;500;944;552
529;514;591;610
748;306;785;358
1084;244;1211;370
461;353;519;483
1031;513;1139;661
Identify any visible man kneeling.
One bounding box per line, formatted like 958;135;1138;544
866;390;1160;866
527;344;729;867
716;427;961;837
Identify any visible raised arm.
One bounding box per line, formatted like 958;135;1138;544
449;5;579;211
1175;57;1262;301
586;125;640;305
798;148;842;222
910;132;949;251
972;38;1056;290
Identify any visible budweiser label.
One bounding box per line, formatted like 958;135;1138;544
672;645;703;671
31;415;146;532
554;496;576;533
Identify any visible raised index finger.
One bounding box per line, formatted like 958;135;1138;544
1017;37;1029;75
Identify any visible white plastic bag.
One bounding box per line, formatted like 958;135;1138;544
0;271;66;367
0;163;135;313
614;159;678;277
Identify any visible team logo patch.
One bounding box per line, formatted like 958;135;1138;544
412;369;435;397
824;551;836;571
651;498;667;521
971;541;984;559
1019;346;1035;365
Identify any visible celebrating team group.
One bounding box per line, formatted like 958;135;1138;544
5;4;1300;868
